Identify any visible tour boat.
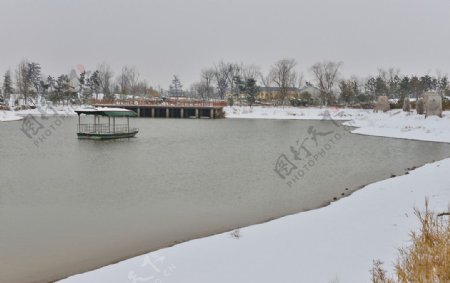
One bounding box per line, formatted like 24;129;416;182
75;107;139;140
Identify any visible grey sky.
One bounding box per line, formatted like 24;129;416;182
1;0;450;88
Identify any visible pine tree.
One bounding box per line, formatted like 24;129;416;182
54;74;75;105
241;78;259;107
169;75;183;97
3;70;14;100
88;71;101;100
27;62;42;100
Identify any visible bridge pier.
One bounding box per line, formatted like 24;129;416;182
93;104;224;119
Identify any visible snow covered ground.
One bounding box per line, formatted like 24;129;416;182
0;106;78;122
0;111;24;122
58;106;450;283
226;106;450;143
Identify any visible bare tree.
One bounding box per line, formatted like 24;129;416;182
213;61;233;99
310;61;342;105
200;68;215;99
270;58;297;105
191;81;213;100
15;59;32;104
127;67;140;101
117;66;139;100
227;62;242;98
297;72;304;89
242;64;261;81
134;80;148;98
259;70;273;102
98;62;114;100
117;66;130;99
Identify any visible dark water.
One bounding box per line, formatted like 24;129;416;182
1;116;449;283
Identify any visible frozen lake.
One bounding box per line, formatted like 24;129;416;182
1;116;450;283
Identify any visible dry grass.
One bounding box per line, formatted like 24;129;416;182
371;199;450;283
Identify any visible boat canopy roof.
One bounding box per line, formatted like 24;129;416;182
75;107;138;117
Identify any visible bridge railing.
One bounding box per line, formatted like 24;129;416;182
89;99;227;107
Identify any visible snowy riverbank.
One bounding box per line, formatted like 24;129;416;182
0;111;24;122
58;106;450;283
0;106;78;122
225;106;450;143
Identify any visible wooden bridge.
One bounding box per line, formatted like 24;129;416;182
92;99;226;119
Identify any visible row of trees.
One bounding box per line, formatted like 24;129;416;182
189;59;343;105
1;60;157;105
2;59;449;106
339;69;449;104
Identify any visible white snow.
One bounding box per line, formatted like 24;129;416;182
0;105;79;122
0;111;24;122
24;105;449;283
226;106;450;143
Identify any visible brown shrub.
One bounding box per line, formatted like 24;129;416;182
371;199;450;283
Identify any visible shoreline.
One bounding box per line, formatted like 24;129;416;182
59;157;450;283
56;157;443;283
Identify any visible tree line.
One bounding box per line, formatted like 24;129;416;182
0;60;158;106
1;58;449;107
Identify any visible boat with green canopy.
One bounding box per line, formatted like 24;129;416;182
75;107;139;140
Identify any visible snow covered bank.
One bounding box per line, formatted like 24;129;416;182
225;106;450;143
344;110;450;143
0;106;78;122
0;111;23;122
58;106;450;283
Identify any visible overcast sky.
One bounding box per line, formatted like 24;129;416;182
1;0;450;88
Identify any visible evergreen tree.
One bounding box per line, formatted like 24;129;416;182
375;76;387;96
364;77;376;97
78;71;86;102
2;70;14;100
88;70;101;100
169;75;183;97
27;62;42;100
54;74;75;105
240;78;259;107
420;75;433;93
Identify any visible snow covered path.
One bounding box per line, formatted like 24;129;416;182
59;106;450;283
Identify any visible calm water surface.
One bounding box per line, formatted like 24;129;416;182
1;116;450;283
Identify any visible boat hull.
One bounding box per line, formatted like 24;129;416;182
77;130;139;140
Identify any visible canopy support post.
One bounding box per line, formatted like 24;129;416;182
113;117;115;133
127;116;129;133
